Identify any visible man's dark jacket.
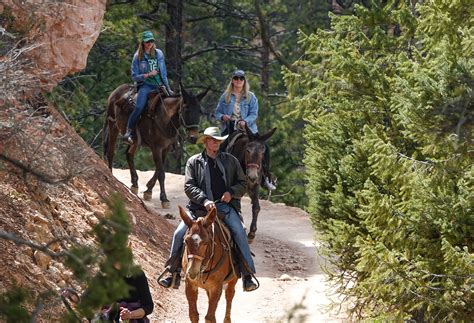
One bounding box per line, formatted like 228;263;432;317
185;151;247;217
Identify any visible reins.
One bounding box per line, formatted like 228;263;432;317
184;213;236;284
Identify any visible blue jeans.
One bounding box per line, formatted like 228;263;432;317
127;83;156;130
170;203;256;274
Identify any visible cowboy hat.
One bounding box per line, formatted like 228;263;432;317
196;127;228;144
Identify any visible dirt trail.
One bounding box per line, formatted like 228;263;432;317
113;169;346;322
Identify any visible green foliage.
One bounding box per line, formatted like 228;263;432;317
285;0;473;320
0;286;30;323
66;194;138;319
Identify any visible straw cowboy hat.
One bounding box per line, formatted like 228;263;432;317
196;127;228;144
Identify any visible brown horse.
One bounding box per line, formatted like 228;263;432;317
104;84;207;207
178;205;238;323
226;125;276;241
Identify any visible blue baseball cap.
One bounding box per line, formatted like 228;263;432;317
141;31;155;42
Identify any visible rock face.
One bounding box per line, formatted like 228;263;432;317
0;0;106;91
0;1;176;321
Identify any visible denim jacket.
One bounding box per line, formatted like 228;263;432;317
215;92;259;134
131;49;171;91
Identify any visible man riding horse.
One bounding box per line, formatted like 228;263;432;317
158;127;259;292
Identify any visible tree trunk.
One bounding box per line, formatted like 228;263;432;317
165;0;183;91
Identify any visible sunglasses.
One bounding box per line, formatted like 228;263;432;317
232;76;245;81
144;40;154;44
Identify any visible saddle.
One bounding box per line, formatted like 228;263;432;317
224;131;245;154
121;85;170;115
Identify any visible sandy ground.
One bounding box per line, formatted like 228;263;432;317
113;169;347;323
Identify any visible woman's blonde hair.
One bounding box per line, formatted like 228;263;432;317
224;76;250;104
137;42;156;61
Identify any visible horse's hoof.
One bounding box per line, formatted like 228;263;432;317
143;191;152;201
161;201;171;209
247;232;255;243
130;186;138;195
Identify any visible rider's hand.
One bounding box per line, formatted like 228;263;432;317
148;70;158;76
204;200;216;211
238;120;246;128
222;115;231;122
119;307;132;320
221;192;231;203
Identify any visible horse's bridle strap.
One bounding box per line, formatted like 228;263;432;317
246;163;260;169
188;254;204;261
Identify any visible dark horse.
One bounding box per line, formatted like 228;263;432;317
226;125;276;241
104;84;207;208
178;205;238;323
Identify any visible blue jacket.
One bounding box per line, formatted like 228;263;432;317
131;48;171;91
215;92;259;134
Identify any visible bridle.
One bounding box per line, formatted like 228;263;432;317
185;224;215;282
246;163;260;170
178;98;199;130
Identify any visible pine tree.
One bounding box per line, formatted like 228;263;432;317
285;0;473;320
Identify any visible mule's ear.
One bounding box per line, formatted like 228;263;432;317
259;127;277;142
179;205;194;228
245;123;255;140
196;87;210;102
203;207;216;227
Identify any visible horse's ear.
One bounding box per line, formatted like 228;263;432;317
179;205;194;228
245;124;255;140
196;87;210;102
203;207;216;227
259;127;277;142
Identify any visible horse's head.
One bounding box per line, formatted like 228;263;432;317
180;84;209;144
179;205;216;280
244;126;277;186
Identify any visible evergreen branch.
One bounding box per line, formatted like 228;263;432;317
397;153;433;166
182;44;261;61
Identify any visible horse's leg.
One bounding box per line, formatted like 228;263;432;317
248;187;261;242
185;281;199;323
104;121;119;170
204;286;222;323
159;147;170;208
125;144;139;194
224;278;238;323
143;147;161;203
143;147;170;207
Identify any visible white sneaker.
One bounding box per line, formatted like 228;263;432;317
264;177;276;191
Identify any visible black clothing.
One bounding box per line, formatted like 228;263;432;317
185;151;247;217
116;270;154;320
208;157;226;200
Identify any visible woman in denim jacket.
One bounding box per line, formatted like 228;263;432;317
215;69;258;136
123;30;173;144
215;70;276;191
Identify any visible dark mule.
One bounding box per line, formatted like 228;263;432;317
227;126;276;241
178;205;238;323
104;84;207;207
